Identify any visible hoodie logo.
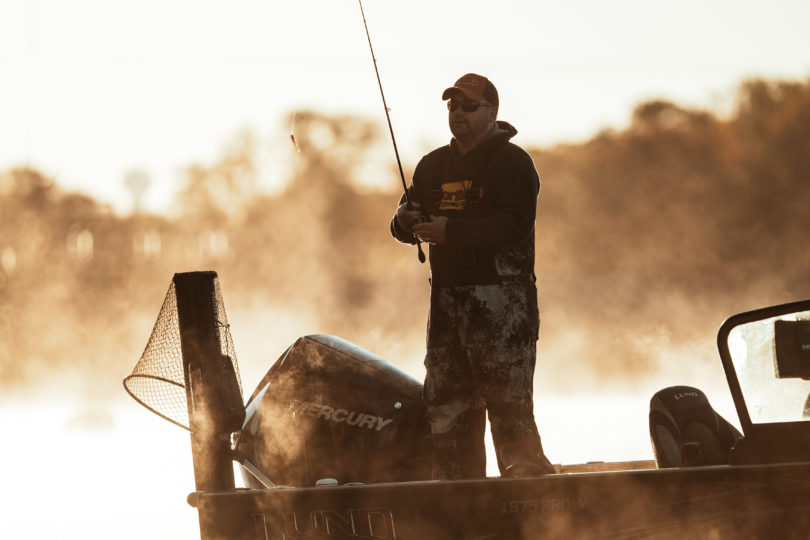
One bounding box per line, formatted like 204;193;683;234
438;180;483;210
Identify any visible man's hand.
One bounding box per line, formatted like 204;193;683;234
396;202;423;234
413;215;448;245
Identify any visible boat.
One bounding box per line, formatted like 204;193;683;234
124;271;810;539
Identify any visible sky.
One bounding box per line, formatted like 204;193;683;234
2;0;810;214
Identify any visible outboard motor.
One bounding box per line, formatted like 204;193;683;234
236;335;432;487
649;385;742;468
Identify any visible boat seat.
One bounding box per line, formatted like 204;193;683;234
649;385;741;468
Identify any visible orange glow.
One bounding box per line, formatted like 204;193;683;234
2;1;809;537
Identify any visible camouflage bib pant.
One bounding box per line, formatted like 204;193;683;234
424;279;544;479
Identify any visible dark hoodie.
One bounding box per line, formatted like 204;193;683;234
391;121;540;288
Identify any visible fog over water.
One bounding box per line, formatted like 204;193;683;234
1;77;809;538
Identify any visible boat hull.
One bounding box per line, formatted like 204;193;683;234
188;460;810;539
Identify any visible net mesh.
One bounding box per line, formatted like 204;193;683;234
123;276;242;430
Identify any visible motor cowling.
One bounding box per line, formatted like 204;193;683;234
236;335;432;487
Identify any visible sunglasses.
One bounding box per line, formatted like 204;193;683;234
447;99;491;113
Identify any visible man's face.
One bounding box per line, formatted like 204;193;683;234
447;94;497;144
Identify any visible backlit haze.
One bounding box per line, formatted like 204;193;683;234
3;0;810;213
1;1;810;539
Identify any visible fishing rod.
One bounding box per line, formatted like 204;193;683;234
358;0;426;264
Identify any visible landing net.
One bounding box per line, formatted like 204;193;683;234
123;276;242;430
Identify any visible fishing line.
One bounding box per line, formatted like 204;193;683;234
289;111;301;152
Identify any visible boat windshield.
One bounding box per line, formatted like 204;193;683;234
727;309;810;424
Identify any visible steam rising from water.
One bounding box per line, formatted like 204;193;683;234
0;77;808;538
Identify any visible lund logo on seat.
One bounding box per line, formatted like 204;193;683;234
673;391;699;401
272;508;397;539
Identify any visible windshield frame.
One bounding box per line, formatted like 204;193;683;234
718;298;810;436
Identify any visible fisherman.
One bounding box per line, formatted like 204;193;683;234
390;73;555;479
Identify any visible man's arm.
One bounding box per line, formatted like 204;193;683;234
390;196;422;245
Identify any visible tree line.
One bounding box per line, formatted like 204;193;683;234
1;77;808;392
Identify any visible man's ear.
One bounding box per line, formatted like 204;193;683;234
489;106;499;123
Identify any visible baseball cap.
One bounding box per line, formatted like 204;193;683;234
442;73;499;106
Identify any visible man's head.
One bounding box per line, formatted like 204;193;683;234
442;73;499;107
442;73;499;152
